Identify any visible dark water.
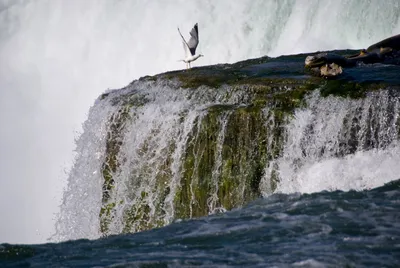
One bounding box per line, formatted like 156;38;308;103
2;180;399;268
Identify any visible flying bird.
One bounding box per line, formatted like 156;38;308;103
178;23;203;69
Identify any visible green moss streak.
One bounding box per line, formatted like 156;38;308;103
320;80;386;98
99;105;132;234
175;113;219;218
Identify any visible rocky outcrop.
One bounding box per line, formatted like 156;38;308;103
97;52;400;236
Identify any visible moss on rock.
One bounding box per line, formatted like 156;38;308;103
99;105;131;234
320;80;386;98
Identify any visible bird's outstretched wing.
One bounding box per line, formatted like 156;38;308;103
178;27;190;58
181;39;190;58
187;23;199;56
178;23;199;56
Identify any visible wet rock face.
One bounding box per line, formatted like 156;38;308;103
97;51;400;236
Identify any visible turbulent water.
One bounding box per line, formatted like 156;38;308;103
2;180;400;267
1;2;400;267
271;90;400;194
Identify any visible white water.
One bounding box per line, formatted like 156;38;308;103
271;90;400;195
208;112;231;215
105;83;201;236
0;0;399;244
52;94;117;242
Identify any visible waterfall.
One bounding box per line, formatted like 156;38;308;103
54;79;255;239
269;90;400;194
1;0;399;244
55;68;400;241
52;93;120;241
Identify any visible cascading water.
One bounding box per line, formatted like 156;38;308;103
52;95;117;241
1;0;400;244
266;90;400;194
54;79;257;239
102;83;205;236
207;111;232;215
55;75;400;241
